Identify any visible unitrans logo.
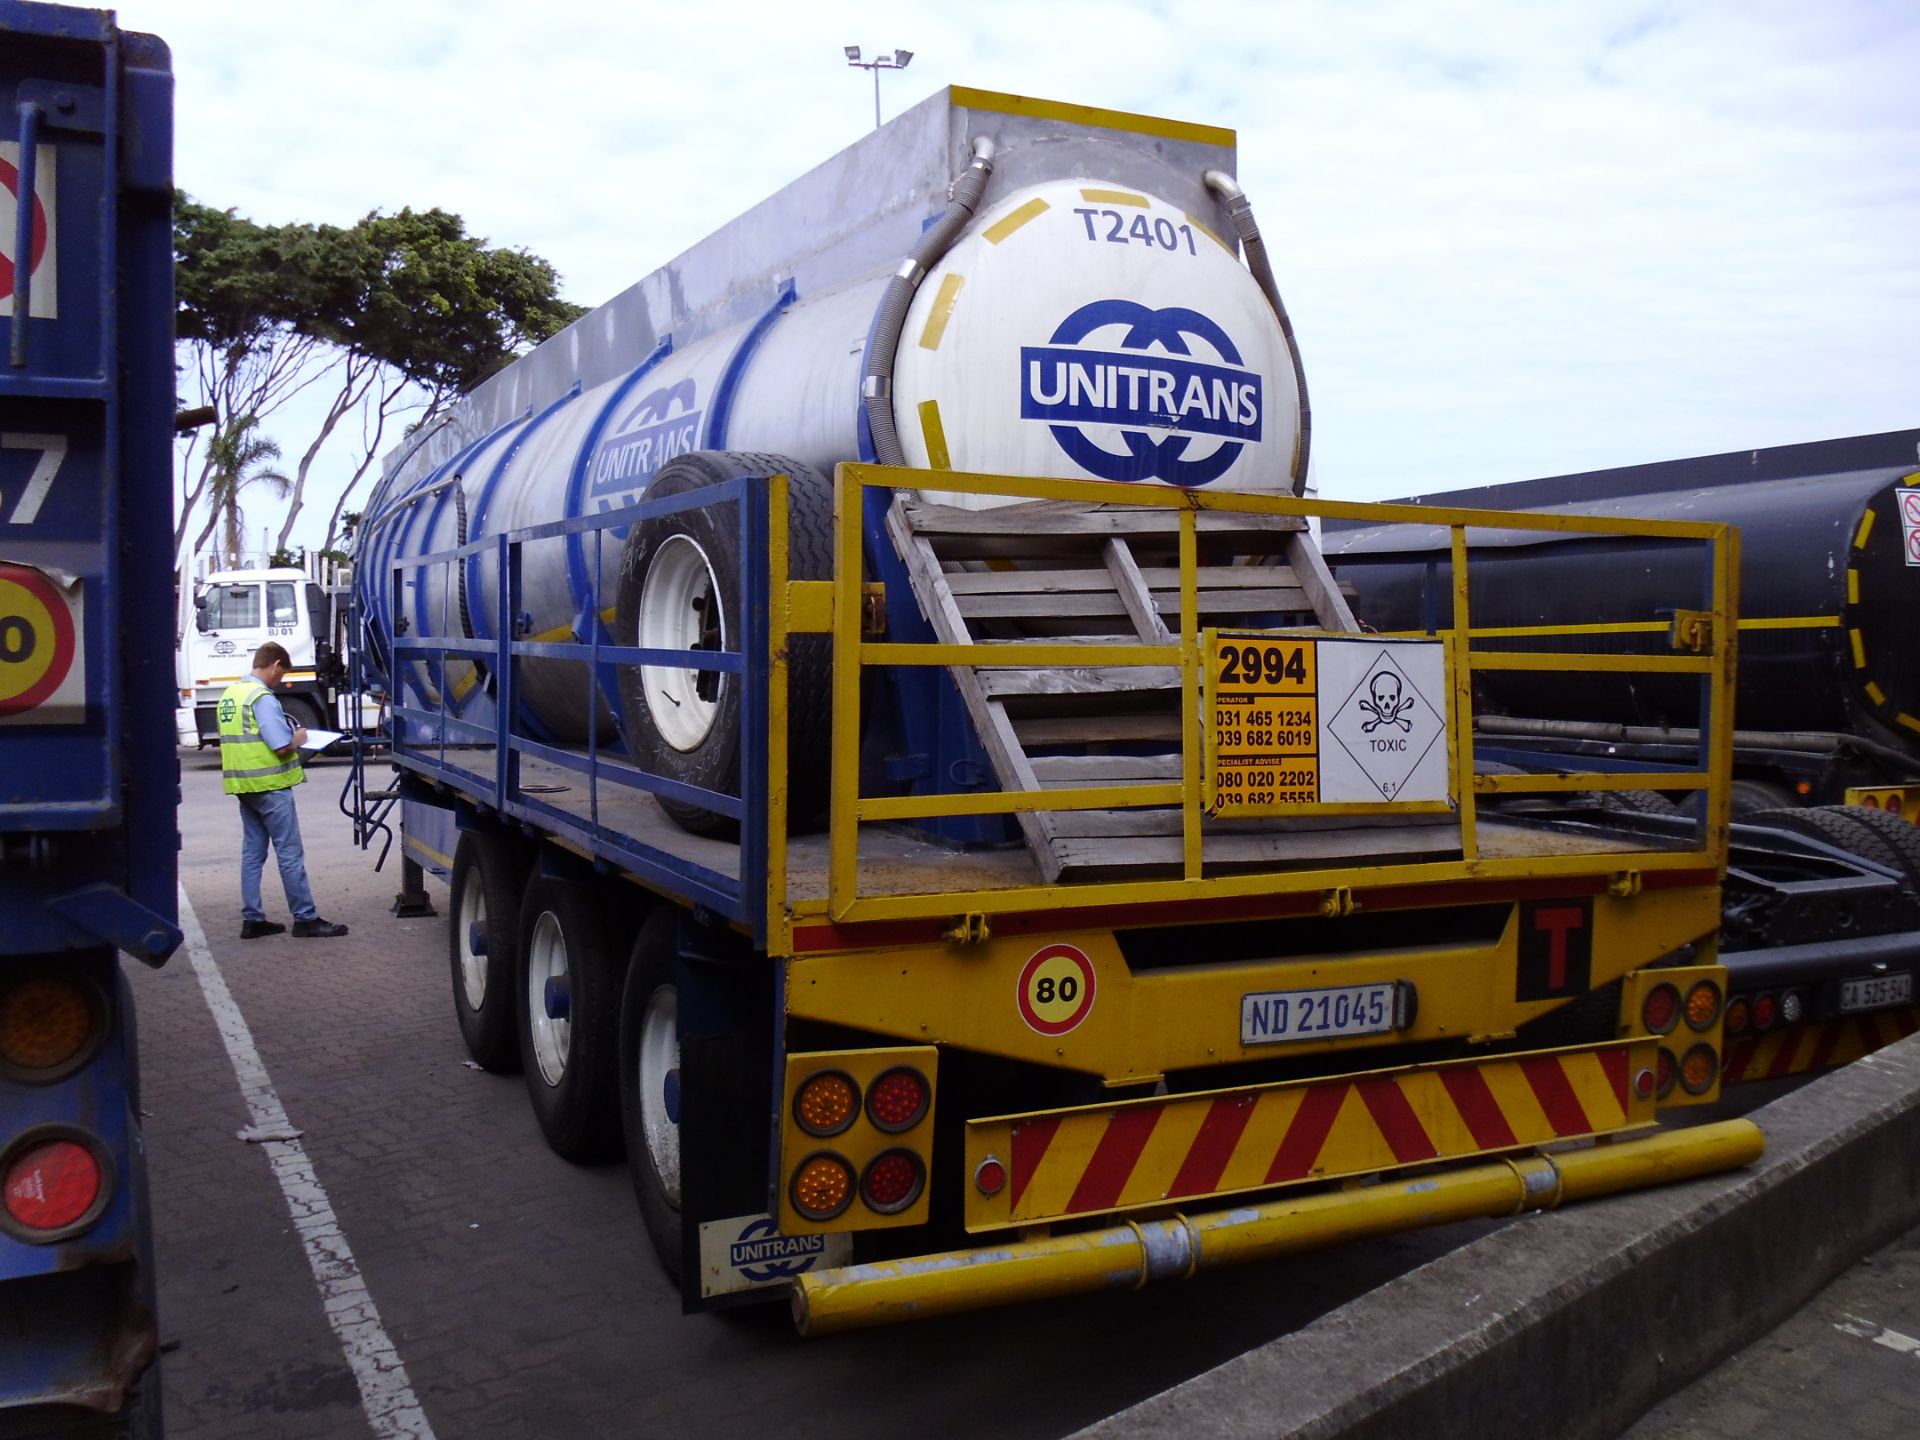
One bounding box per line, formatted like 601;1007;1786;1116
586;378;702;509
727;1216;830;1283
1020;299;1263;486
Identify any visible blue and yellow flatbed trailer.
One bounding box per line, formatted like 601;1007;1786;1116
367;461;1920;1330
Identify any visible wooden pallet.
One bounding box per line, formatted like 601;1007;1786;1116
886;495;1458;882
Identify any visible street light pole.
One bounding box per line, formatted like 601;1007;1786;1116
844;45;914;132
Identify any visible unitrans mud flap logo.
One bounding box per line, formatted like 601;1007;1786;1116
728;1216;831;1282
1021;300;1263;486
586;378;702;509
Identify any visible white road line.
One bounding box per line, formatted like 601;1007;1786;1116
1834;1312;1920;1357
178;886;437;1439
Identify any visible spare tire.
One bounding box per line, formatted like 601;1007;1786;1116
615;451;834;837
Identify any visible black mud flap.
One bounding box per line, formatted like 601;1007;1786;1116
675;921;849;1312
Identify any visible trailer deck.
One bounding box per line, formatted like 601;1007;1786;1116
407;742;1679;904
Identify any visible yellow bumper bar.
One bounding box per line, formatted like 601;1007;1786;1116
792;1119;1763;1336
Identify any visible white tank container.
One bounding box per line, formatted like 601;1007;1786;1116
359;88;1305;742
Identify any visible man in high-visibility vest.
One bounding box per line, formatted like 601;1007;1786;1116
219;641;348;939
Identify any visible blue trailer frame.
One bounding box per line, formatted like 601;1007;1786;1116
0;3;178;1427
369;478;776;942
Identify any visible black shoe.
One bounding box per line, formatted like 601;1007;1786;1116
240;920;286;940
291;918;349;939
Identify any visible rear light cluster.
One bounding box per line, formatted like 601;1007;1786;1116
1631;970;1725;1105
1853;787;1915;820
786;1060;932;1227
0;972;116;1244
1724;988;1806;1036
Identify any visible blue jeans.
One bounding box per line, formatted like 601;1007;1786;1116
237;788;318;923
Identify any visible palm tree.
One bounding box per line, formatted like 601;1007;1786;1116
191;414;291;571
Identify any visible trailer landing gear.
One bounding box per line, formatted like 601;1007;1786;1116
390;857;438;918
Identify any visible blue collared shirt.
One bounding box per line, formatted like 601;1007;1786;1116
250;686;295;752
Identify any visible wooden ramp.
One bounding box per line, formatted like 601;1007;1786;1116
886;495;1458;883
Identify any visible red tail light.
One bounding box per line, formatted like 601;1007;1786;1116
1889;794;1905;817
865;1067;930;1133
4;1136;105;1236
861;1149;926;1214
1752;993;1778;1032
1642;983;1681;1036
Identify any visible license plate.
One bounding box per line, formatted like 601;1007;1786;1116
1840;973;1913;1013
1242;982;1399;1047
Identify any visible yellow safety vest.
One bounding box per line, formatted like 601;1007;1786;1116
218;679;305;794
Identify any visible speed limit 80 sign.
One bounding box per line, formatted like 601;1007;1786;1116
1017;943;1097;1036
0;561;84;724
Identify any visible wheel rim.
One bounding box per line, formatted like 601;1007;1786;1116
457;867;487;1011
639;985;680;1207
637;533;726;752
527;910;570;1087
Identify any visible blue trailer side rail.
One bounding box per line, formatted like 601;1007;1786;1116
0;3;178;1429
374;478;774;942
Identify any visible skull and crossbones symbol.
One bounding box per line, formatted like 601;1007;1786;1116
1359;671;1416;733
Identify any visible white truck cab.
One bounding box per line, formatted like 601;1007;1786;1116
180;555;370;748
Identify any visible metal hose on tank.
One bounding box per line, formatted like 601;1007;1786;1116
1204;171;1311;496
451;475;474;640
864;136;997;465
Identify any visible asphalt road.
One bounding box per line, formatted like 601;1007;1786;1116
1622;1224;1920;1439
135;750;1513;1440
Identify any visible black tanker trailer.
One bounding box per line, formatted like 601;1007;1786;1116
1323;428;1920;815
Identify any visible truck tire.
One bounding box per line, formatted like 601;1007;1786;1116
619;907;682;1284
615;451;834;838
1746;805;1910;881
516;873;626;1161
449;832;522;1072
1815;804;1920;889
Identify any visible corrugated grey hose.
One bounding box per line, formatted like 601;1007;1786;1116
864;136;997;465
1204;171;1312;496
452;475;474;640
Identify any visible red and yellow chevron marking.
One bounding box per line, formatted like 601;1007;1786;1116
1722;1006;1919;1084
963;1041;1656;1231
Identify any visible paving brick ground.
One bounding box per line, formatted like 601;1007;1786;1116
134;751;1500;1440
1621;1221;1920;1440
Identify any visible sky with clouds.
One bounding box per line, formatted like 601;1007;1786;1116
116;0;1920;554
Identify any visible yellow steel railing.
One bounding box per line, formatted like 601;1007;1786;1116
768;463;1735;936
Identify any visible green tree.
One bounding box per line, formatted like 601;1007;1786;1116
301;207;584;556
172;198;340;573
172;195;585;591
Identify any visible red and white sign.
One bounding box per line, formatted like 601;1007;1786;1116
0;561;84;725
1900;488;1920;569
0;143;57;320
1017;943;1097;1036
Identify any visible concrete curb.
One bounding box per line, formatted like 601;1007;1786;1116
1073;1030;1920;1440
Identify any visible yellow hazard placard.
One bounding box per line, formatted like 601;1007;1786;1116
1206;633;1320;811
1204;630;1454;816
